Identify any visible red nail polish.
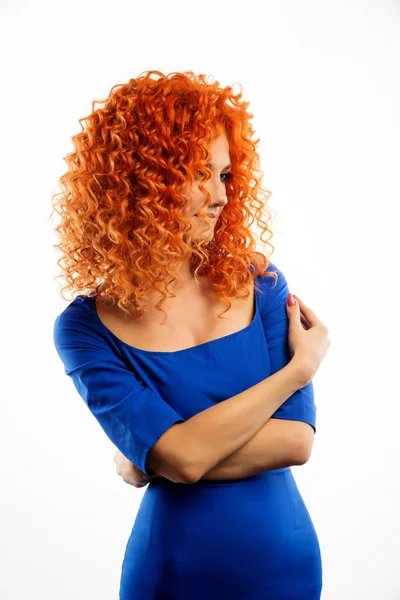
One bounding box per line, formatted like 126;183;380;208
287;293;296;307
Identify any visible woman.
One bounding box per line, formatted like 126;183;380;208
52;70;330;599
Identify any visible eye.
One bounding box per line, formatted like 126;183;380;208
195;171;233;182
221;172;232;183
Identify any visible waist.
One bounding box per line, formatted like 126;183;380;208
150;467;291;490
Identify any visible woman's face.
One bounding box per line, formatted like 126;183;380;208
182;131;232;240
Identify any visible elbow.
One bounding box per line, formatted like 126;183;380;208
146;449;195;485
180;466;200;484
165;465;196;484
170;463;200;484
176;456;202;484
176;454;201;484
149;458;193;484
291;430;314;465
171;452;200;484
293;447;311;466
149;461;194;484
145;423;196;484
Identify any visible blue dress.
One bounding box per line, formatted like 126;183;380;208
53;262;322;599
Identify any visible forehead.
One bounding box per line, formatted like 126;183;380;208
208;131;230;160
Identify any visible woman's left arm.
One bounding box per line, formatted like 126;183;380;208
116;265;318;487
192;265;318;482
197;417;314;481
115;417;313;488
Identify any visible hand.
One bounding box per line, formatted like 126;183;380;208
113;450;157;488
286;293;331;386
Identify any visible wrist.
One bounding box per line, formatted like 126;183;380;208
288;357;310;388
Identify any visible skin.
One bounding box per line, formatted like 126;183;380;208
113;413;313;488
171;130;231;287
112;295;316;488
110;133;316;486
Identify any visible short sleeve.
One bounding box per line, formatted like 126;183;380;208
258;263;317;433
53;306;186;475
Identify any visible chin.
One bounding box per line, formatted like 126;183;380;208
189;230;215;245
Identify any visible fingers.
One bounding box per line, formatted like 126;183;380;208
293;295;319;326
114;453;133;477
294;294;329;333
113;451;152;488
114;454;145;487
300;313;310;329
115;465;136;485
121;476;136;486
113;450;122;463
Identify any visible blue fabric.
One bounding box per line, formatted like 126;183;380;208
53;262;322;599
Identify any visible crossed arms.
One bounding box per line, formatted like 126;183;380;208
118;417;314;488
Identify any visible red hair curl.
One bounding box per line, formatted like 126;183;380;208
50;70;278;323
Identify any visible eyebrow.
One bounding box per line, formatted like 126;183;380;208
205;162;232;171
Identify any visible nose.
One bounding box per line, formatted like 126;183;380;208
208;176;228;209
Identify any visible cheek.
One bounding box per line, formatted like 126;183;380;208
187;196;202;216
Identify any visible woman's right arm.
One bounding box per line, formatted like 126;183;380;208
146;357;307;483
148;287;330;484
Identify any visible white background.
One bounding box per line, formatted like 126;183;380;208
2;0;399;598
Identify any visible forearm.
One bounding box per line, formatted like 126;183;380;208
197;418;301;481
175;360;305;482
148;419;311;484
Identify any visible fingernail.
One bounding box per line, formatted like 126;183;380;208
287;293;296;307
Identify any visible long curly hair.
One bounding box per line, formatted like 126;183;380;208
50;69;278;323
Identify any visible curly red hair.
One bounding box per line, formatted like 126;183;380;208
50;69;278;323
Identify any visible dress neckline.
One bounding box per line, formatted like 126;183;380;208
84;283;260;356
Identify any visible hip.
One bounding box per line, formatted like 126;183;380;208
120;468;322;598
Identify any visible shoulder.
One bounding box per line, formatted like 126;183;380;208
54;294;93;327
53;294;104;348
253;262;290;319
254;261;288;296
